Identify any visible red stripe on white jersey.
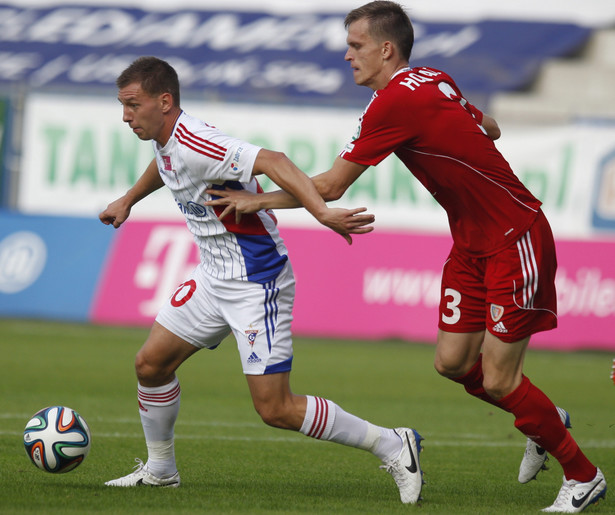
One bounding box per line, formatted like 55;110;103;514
176;123;226;161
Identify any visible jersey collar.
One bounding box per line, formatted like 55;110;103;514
389;66;411;82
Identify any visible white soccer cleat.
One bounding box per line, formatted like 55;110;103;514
105;458;180;488
519;407;571;484
542;468;606;513
380;428;424;504
519;440;549;484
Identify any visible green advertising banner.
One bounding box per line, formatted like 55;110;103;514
17;92;615;237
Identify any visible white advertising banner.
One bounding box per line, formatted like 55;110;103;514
18;93;615;239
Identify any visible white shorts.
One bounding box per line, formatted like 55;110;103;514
156;260;295;375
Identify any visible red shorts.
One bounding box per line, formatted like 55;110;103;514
438;210;558;343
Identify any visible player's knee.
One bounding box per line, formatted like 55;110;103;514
434;355;465;379
482;377;515;401
255;405;284;428
253;401;295;430
134;351;168;385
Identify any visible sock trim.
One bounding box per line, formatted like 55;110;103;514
138;378;181;407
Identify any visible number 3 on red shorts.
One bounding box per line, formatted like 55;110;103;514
442;288;461;324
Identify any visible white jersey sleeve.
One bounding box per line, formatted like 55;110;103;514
175;118;256;185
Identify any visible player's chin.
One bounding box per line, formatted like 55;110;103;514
133;129;150;140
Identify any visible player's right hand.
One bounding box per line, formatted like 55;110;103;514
99;197;132;229
205;188;262;223
317;206;375;245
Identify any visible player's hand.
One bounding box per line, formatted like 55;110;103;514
205;188;261;223
318;207;375;245
99;197;131;229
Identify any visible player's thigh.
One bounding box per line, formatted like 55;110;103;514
438;249;488;335
435;329;485;377
137;321;201;383
219;261;296;375
155;265;233;351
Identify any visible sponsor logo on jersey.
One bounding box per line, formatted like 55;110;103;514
342;141;355;154
175;200;208;217
162;155;172;171
490;303;504;322
230;146;244;172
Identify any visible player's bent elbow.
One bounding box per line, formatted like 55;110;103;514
320;187;343;202
482;114;501;140
316;179;346;202
489;126;501;140
253;149;288;177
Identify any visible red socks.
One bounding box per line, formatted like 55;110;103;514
498;376;596;482
453;358;596;482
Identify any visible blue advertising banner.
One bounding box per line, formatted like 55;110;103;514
0;4;590;106
0;97;9;205
0;211;115;321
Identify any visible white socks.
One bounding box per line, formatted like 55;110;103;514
136;386;402;477
138;377;181;478
299;396;402;461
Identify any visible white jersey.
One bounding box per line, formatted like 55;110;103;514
153;111;288;284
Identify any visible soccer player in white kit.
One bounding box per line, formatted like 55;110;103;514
99;56;424;504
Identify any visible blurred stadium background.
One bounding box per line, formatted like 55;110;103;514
1;0;614;351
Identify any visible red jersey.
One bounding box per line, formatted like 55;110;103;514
340;66;542;257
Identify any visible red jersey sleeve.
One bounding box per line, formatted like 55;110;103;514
339;66;542;257
340;88;420;166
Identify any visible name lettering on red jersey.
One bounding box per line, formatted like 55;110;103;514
399;68;442;91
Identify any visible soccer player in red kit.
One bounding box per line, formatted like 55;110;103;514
207;2;606;512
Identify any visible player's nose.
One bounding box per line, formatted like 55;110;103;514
122;107;132;123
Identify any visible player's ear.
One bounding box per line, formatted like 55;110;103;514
160;92;173;113
382;40;394;60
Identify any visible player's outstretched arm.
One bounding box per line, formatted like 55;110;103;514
245;150;373;244
99;158;165;229
207;156;368;217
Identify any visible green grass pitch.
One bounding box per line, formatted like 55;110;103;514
0;319;612;514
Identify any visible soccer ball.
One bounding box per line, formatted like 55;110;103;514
23;406;91;473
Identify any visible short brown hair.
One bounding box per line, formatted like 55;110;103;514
345;1;414;61
116;56;181;107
